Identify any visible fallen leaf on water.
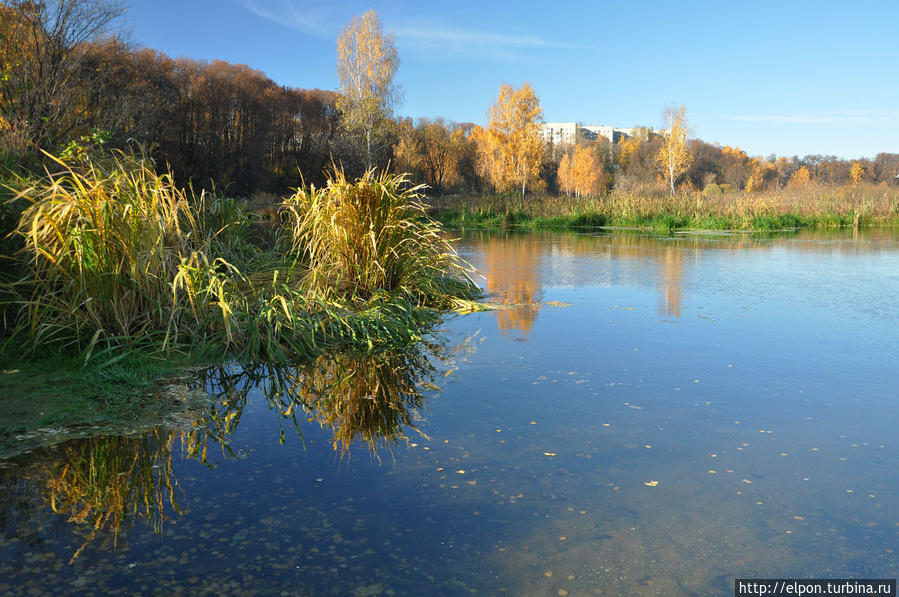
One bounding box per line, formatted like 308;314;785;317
544;452;557;457
644;481;659;487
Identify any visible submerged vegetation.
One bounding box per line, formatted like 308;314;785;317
0;150;480;368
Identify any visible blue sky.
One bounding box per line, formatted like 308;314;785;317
127;0;899;159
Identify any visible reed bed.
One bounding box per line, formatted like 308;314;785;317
432;183;899;231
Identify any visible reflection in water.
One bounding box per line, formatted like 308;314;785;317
0;342;448;565
198;344;443;458
476;231;690;326
472;228;897;327
482;234;542;333
1;430;184;563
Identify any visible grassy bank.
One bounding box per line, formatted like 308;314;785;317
431;184;899;231
0;151;481;433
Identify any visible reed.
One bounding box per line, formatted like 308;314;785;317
281;168;480;309
10;151;210;353
4;151;483;363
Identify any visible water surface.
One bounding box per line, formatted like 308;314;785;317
2;228;897;596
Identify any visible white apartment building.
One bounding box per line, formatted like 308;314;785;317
540;122;578;145
540;122;635;145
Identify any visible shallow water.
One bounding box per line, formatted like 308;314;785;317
2;228;898;596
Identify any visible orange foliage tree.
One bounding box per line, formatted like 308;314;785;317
788;166;811;187
559;144;604;197
478;82;544;195
849;162;865;184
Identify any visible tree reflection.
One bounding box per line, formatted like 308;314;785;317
482;233;542;334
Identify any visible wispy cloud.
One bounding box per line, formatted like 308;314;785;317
393;25;578;62
232;0;579;62
232;0;340;36
721;110;899;125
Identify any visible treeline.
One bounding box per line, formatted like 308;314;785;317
77;40;346;194
0;1;372;195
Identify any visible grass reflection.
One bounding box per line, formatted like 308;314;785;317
1;340;453;564
198;343;443;458
0;429;186;564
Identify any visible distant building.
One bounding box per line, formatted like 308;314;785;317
580;125;635;144
540;122;635;145
541;122;578;145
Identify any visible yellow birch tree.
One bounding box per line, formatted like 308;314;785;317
336;9;399;169
849;161;864;184
654;105;693;195
483;82;544;195
558;153;572;195
571;144;601;197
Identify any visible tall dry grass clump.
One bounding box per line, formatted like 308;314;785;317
11;152;212;352
281;168;479;309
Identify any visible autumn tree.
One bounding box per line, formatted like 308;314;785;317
559;144;604;197
469;124;503;191
788;166;811;187
480;82;544;196
617;136;641;173
0;0;126;152
336;9;399;169
849;161;864;184
654;105;692;195
558;153;572;195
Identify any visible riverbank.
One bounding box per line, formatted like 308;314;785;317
0;152;482;445
430;185;899;231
